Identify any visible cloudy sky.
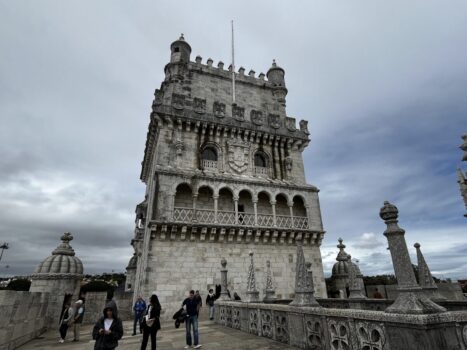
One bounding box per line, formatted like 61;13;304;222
0;1;466;279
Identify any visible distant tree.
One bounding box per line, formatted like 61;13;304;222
7;278;31;291
363;274;397;286
81;280;116;299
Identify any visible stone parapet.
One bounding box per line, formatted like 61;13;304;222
215;300;467;350
0;290;49;350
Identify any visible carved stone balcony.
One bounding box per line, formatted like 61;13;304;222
253;166;270;176
201;159;218;170
173;207;309;229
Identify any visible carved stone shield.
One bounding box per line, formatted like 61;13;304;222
269;114;281;129
213;102;226;118
232;104;245;121
226;140;250;173
193;98;206;114
172;93;185;110
250;110;264;125
285;117;296;132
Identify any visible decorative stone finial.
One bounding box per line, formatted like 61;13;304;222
263;260;276;303
289;240;320;307
52;232;76;256
245;251;259;302
219;258;229;300
180;33;184;40
380;202;446;314
380;201;399;221
460;133;467;161
348;255;366;299
272;59;277;67
414;243;438;291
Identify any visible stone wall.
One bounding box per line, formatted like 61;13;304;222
142;239;326;321
113;291;133;321
0;290;49;350
82;291;107;325
215;300;467;350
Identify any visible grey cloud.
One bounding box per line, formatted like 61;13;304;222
0;0;466;278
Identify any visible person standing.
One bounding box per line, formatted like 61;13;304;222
195;290;202;317
92;302;123;350
183;290;202;349
133;296;147;336
59;302;74;343
141;294;161;350
72;300;85;341
206;289;216;320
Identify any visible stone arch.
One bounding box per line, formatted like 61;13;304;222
218;186;235;212
194;182;215;195
174;183;193;208
275;193;290;216
292;194;307;217
257;190;272;215
197;185;214;210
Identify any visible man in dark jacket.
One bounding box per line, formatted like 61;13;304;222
206;289;216;320
92;302;123;350
183;290;202;349
132;296;147;336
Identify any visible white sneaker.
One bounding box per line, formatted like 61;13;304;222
183;346;191;349
194;345;202;349
58;339;64;343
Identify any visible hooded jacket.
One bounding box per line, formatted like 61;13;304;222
92;301;123;350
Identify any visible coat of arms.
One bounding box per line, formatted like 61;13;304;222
172;93;185;110
193;98;206;114
269;114;281;129
226;140;250;174
213;102;226;118
250;110;264;125
232;104;245;121
285;117;296;132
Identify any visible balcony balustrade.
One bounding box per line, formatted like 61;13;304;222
201;159;218;170
172;207;309;229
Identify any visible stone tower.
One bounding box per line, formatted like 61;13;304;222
130;35;326;317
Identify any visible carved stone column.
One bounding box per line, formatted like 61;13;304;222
192;194;198;223
347;255;366;299
234;197;239;225
288;201;294;228
245;251;259;302
263;260;276;303
270;200;277;227
213;195;219;223
219;258;230;300
379;201;445;314
253;200;258;226
289;239;320;307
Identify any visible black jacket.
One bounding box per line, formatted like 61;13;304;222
92;302;123;350
141;304;161;331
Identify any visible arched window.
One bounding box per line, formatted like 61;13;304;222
254;152;267;167
202;147;217;161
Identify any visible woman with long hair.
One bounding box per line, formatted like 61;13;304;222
141;294;161;350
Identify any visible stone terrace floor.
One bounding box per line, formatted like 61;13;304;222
18;320;299;350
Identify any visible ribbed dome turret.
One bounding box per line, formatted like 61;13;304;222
32;232;83;277
331;238;350;276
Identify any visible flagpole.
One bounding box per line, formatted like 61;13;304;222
231;20;236;103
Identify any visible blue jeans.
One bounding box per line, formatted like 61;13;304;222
133;312;143;335
185;315;199;346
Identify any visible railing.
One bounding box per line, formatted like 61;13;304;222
237;212;255;226
293;216;308;229
257;214;274;227
254;166;269;176
201;159;218;170
173;207;309;229
173;207;193;222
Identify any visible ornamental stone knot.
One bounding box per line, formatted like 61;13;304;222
61;232;73;243
379;201;398;221
221;258;227;268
